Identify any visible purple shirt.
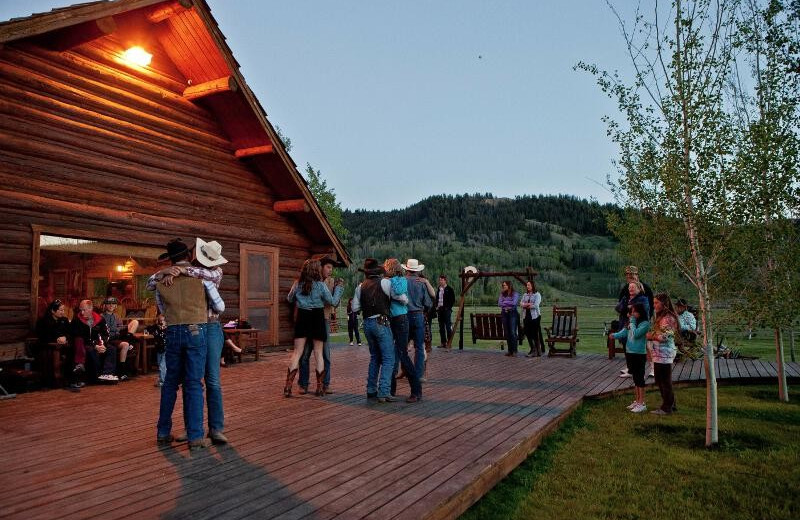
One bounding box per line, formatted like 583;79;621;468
498;291;520;311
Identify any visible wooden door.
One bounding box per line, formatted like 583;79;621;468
239;244;279;346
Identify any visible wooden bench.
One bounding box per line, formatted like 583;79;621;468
469;313;524;346
545;306;579;357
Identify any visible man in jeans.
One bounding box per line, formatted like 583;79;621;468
298;256;342;395
435;275;455;348
402;258;430;401
153;238;215;450
352;258;396;403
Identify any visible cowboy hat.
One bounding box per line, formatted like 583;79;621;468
158;238;192;261
195;238;228;267
310;253;339;267
359;257;385;276
401;258;425;272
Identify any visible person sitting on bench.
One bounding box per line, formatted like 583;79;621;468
34;299;75;388
100;297;138;381
72;299;118;383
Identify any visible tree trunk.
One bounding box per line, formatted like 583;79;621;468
775;328;789;402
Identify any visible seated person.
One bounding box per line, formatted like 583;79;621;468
71;299;118;383
34;299;76;388
676;298;698;341
100;297;139;381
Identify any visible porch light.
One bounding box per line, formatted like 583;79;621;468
122;46;152;67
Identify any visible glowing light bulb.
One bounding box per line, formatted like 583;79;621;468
122;46;152;67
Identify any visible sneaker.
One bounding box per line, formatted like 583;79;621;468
73;363;85;375
349;342;354;346
106;374;119;381
619;369;631;378
119;374;129;382
358;343;362;346
630;403;647;413
626;401;638;410
648;371;655;378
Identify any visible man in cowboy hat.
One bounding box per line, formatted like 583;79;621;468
147;238;229;445
402;258;431;402
149;238;224;450
351;258;397;402
298;255;343;395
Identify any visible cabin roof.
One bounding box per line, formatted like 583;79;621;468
0;0;350;265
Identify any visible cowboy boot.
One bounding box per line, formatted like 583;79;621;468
283;368;298;398
315;369;326;397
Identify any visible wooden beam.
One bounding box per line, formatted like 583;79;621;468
147;0;194;23
183;76;237;100
274;199;310;214
234;144;274;158
37;16;116;51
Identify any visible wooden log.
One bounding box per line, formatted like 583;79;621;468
234;144;274;158
183;76;237;100
273;200;310;214
147;0;194;23
36;17;117;52
0;60;232;151
0;190;313;249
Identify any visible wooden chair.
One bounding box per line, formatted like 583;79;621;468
545;306;579;357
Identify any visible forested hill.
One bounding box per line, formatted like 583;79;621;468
343;194;618;244
340;194;624;300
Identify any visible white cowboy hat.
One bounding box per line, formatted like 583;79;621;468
401;258;425;272
463;265;478;282
195;238;228;267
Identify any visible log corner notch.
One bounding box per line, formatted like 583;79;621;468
274;199;310;214
234;143;274;159
147;0;194;24
36;16;116;51
183;76;238;101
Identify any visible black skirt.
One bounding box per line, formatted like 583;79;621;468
294;307;327;341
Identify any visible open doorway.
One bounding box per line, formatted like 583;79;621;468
36;234;163;324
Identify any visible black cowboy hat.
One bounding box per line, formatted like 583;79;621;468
358;257;385;276
310;253;343;268
158;238;193;261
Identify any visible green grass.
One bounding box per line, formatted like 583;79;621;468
330;300;798;360
460;385;800;520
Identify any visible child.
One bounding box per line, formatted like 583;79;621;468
146;313;167;387
610;302;650;413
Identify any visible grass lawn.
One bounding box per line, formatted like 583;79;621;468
460;384;800;520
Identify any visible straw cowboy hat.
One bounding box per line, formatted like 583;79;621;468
401;258;425;272
195;238;228;267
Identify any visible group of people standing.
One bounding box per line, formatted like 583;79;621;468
497;280;545;357
610;266;680;415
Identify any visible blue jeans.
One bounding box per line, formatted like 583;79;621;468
157;323;208;442
407;311;427;380
364;317;395;398
501;309;519;354
157;351;166;384
205;321;225;433
299;320;331;388
390;314;422;397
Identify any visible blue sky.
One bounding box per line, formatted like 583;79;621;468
0;1;636;210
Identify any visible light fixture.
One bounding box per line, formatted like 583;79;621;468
122;46;152;67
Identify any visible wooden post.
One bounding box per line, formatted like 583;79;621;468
147;0;194;23
273;199;310;214
183;76;237;100
459;268;465;349
234;144;274;158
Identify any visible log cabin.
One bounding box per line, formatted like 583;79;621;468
0;0;350;363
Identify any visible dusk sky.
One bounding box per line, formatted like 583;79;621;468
0;1;639;210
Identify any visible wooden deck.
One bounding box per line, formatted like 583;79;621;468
1;346;797;520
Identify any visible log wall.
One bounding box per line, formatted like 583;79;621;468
0;37;318;349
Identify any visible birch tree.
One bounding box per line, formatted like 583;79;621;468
579;0;740;446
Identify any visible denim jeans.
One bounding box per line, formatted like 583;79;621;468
390;314;422;397
299;320;331;388
364;317;395;398
501;309;519;354
157;351;166;384
157;323;208;441
407;311;427;381
205;321;225;433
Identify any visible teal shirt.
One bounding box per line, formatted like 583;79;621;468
388;276;408;317
612;316;650;354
